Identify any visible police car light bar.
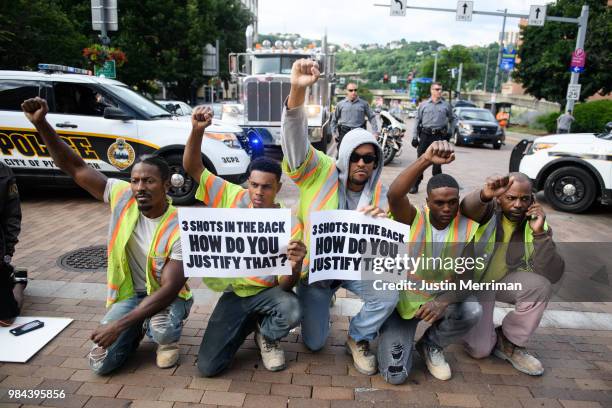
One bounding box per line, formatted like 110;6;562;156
38;63;92;76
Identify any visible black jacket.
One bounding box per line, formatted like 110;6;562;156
0;163;21;261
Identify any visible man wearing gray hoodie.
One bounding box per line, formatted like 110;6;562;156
281;59;398;375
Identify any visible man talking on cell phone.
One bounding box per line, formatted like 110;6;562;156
460;172;565;376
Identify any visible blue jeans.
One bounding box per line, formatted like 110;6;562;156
297;279;399;351
90;294;193;375
377;297;482;385
197;286;301;377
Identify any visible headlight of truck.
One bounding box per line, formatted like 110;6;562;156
459;122;473;133
205;132;241;149
306;105;321;118
532;142;556;152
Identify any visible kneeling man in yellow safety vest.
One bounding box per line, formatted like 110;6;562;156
282;59;396;377
380;140;483;384
21;98;193;374
461;173;564;376
183;106;306;375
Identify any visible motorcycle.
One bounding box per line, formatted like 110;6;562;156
377;125;404;165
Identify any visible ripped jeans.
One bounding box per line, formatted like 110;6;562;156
90;293;193;375
377;297;481;385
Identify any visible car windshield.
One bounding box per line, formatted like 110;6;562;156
459;110;495;122
596;130;612;140
252;55;309;74
106;85;171;118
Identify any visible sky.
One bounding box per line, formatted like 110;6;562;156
258;0;538;47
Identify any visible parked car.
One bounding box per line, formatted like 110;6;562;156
449;107;505;149
511;122;612;213
0;64;251;204
452;99;477;108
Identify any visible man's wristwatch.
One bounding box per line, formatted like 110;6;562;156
3;255;11;264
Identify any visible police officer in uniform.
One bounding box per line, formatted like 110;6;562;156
410;82;454;193
331;83;379;151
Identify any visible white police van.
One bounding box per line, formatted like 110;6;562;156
510;122;612;213
0;64;251;204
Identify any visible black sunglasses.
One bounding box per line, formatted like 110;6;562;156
349;153;377;164
347;89;358;92
432;88;442;91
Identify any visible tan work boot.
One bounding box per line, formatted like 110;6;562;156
255;330;286;371
345;337;377;375
416;339;451;380
156;342;180;368
493;327;543;376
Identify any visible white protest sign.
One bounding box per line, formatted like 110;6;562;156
308;210;408;283
178;207;292;277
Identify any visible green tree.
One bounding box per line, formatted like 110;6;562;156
0;0;88;69
514;0;611;106
417;45;479;97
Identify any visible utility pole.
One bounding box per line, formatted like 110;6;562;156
483;48;491;92
456;63;463;99
492;8;507;112
433;53;439;83
566;5;589;113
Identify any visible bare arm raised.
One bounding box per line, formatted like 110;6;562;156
388;141;455;225
183;106;213;182
21;97;107;201
281;59;321;170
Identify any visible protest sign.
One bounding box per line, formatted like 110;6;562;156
308;210;408;283
178;208;292;277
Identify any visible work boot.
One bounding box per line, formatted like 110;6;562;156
493;327;544;376
416;339;451;380
345;337;377;375
409;184;419;194
255;330;286;371
156;342;180;368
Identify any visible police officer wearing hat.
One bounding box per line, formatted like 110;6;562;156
410;82;454;193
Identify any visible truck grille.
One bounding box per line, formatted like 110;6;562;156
473;125;498;135
246;81;291;122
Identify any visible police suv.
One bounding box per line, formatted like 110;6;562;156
510;122;612;213
0;64;251;204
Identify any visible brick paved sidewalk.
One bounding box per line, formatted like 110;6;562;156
1;296;611;408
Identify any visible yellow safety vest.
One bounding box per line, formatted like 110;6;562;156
195;169;302;297
282;146;386;278
106;181;191;307
396;207;478;320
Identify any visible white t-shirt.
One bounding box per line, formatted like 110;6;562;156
104;179;182;293
430;225;450;259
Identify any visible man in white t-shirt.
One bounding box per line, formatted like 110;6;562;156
21;97;192;374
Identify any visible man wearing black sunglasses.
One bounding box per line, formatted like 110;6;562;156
411;82;454;193
331;83;379;151
281;59;398;377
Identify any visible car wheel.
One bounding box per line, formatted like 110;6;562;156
543;166;597;213
450;130;462;146
164;153;197;205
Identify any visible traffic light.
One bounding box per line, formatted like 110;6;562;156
383;74;389;83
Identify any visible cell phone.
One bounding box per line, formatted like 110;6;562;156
9;320;44;336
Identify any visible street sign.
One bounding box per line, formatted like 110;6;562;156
94;60;116;78
570;66;585;73
571;48;586;69
202;42;219;76
91;0;118;31
528;5;547;26
390;75;398;84
390;0;406;16
456;1;473;22
566;84;581;101
500;48;517;72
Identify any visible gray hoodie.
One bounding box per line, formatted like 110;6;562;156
281;105;386;210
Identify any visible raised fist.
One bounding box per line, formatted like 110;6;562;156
21;97;49;125
191;106;213;133
290;59;320;89
423;140;455;165
481;175;514;201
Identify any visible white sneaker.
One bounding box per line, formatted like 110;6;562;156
345;337;377;375
255;331;286;371
416;340;451;380
156;342;179;368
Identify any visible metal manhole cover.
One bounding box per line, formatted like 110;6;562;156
57;245;107;272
